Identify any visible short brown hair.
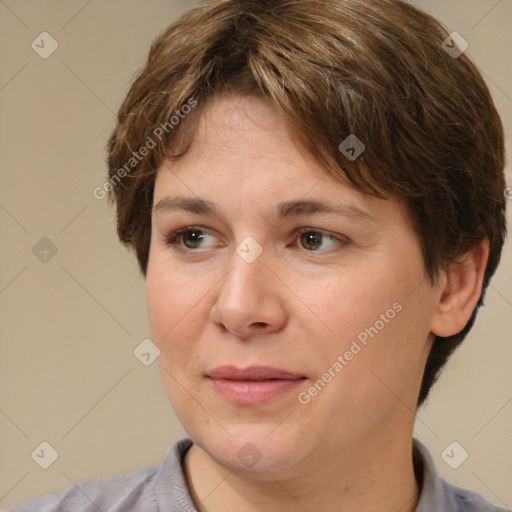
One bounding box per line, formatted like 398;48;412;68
106;0;507;407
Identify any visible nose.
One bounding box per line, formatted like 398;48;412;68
210;250;287;340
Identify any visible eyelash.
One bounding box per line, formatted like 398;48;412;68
162;226;349;253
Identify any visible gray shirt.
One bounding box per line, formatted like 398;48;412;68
8;437;509;511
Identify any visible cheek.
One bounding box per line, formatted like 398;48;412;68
146;260;199;361
147;267;211;437
336;287;435;410
146;254;199;333
295;263;394;345
295;256;433;387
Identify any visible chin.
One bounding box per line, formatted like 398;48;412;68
189;422;313;475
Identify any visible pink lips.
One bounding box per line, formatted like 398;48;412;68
207;366;306;405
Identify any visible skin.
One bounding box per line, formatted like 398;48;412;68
145;94;488;512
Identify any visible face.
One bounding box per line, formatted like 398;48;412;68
146;94;441;477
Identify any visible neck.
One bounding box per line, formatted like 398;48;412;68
183;430;421;512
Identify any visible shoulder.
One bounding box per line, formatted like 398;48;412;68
8;438;195;512
438;479;510;512
413;438;509;512
7;464;160;512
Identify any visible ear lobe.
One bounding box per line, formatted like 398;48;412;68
430;239;490;338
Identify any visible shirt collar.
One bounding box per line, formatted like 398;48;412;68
153;437;196;512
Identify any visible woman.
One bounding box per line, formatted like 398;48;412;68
10;0;508;510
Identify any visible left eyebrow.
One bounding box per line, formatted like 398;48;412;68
276;199;373;223
152;196;374;223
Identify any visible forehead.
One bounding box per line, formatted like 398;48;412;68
152;94;410;230
155;95;347;198
180;95;320;175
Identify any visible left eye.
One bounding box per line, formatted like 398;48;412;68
294;228;345;251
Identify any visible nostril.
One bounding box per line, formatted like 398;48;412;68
214;322;227;334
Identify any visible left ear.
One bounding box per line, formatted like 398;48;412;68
430;238;490;338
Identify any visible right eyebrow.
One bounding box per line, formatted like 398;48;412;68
152;196;217;216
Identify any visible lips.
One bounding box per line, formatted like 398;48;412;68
207;366;305;381
207;366;306;405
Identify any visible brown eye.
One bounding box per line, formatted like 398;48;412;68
299;231;324;251
295;228;348;252
180;230;206;249
164;228;211;249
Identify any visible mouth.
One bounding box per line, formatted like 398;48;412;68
207;366;307;405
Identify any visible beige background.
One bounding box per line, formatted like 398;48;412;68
0;0;511;509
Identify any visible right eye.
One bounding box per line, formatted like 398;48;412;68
163;227;217;250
